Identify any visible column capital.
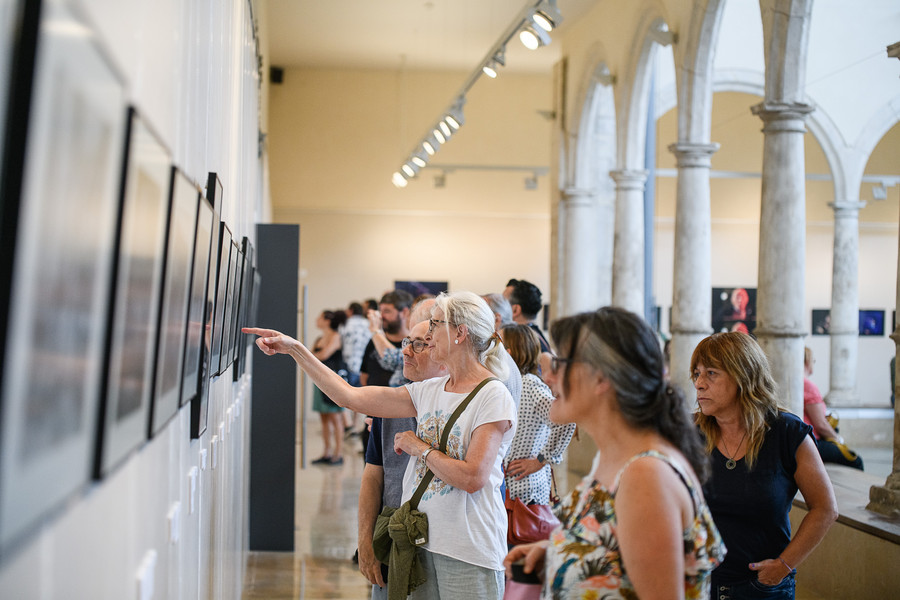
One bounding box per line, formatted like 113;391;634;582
609;169;648;189
561;187;596;208
751;102;814;132
829;200;867;217
667;142;720;168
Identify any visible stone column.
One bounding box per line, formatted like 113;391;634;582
610;170;648;316
560;188;604;316
826;200;865;406
751;102;813;418
867;40;900;518
668;142;719;398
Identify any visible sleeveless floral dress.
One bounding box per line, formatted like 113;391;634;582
543;450;725;600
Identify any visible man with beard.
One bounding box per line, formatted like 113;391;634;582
358;289;414;453
357;313;445;599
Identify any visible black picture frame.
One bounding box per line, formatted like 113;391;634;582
234;239;254;380
191;205;220;439
149;167;199;436
206;171;223;217
209;222;232;376
181;190;214;409
219;240;240;373
811;309;831;336
859;310;885;336
0;0;127;553
96;108;172;477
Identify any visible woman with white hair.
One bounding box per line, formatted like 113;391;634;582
245;290;516;599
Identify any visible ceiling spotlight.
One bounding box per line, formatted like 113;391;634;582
401;162;418;178
423;140;436;155
433;128;446;144
411;154;427;168
482;47;505;79
439;121;451;137
444;97;466;130
873;182;888;201
524;174;539;190
519;24;551;50
434;172;447;188
392;172;409;188
532;0;562;32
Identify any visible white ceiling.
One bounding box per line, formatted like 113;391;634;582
264;0;597;73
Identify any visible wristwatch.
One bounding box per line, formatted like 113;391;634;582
536;453;547;465
422;447;434;465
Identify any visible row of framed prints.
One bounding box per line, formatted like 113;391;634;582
811;309;894;337
0;1;259;556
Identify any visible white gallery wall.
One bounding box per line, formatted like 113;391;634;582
0;0;264;598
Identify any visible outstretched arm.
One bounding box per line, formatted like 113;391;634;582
243;327;416;418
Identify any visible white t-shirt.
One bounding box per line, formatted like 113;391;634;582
402;375;516;570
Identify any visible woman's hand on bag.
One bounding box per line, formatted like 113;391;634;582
503;540;549;579
358;544;386;588
507;457;544;480
243;327;300;356
394;430;428;457
749;558;791;586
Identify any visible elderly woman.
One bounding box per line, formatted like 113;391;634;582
504;307;725;599
499;323;575;506
245;291;516;599
692;332;838;599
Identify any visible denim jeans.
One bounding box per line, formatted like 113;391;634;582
409;548;505;600
711;573;795;600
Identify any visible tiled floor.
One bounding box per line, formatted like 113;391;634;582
242;426;371;599
243;423;896;599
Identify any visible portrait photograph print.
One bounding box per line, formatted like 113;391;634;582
711;287;757;334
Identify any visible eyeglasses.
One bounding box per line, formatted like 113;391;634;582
427;318;455;333
401;337;428;354
550;356;572;374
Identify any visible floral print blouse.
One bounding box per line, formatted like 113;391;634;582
543;450;725;600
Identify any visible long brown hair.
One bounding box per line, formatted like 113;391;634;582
691;332;779;469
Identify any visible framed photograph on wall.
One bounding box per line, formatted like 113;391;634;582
219;240;240;373
229;245;247;367
206;171;223;216
712;287;757;334
811;309;831;336
0;0;127;553
394;280;448;298
209;222;232;377
96;108;171;477
181;191;215;409
149;168;199;436
859;310;885;336
191;205;220;439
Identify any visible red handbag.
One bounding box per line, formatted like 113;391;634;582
505;492;560;545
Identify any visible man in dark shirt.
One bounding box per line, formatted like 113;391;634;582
358;289;413;454
503;278;552;353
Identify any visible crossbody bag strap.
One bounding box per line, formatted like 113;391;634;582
409;377;498;508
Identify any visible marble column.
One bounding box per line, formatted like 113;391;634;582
867;38;900;516
668;142;719;398
826;200;865;406
610;170;648;316
560;188;606;316
751;102;813;418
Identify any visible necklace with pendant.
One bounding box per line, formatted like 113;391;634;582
721;431;746;470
